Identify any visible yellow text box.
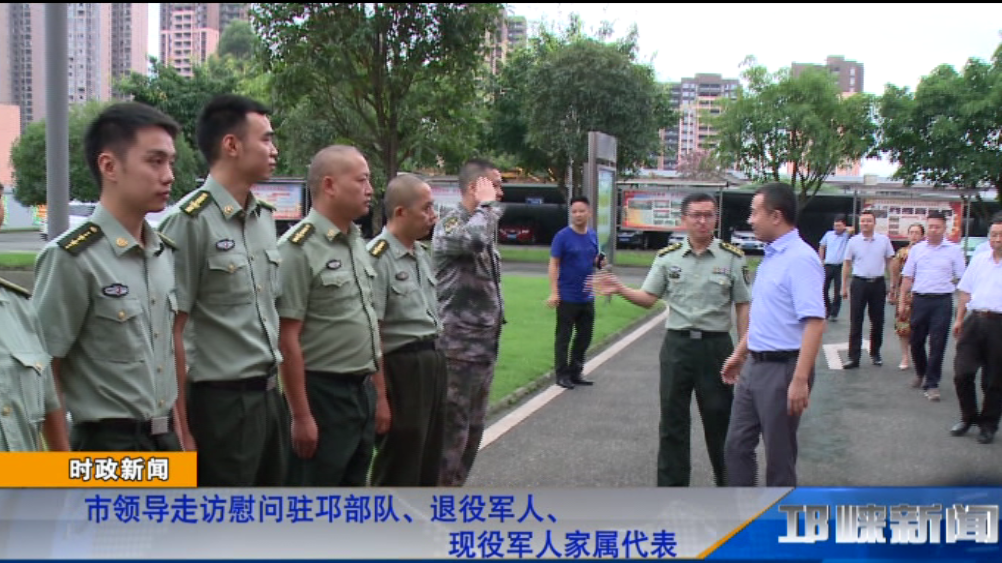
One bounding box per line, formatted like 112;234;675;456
0;453;197;487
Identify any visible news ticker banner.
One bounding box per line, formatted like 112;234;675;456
0;477;999;560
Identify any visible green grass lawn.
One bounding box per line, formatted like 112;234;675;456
0;252;37;269
499;245;762;273
491;275;664;405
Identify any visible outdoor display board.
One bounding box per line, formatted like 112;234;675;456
621;189;688;232
596;167;615;249
430;184;462;218
862;197;965;243
251;181;307;221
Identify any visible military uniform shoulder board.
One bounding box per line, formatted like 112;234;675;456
257;199;276;212
289;222;315;246
657;242;683;257
416;241;428;251
0;277;31;298
158;231;178;251
58;222;104;256
719;240;744;257
181;190;213;217
369;238;389;258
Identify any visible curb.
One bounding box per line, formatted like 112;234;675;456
486;303;666;419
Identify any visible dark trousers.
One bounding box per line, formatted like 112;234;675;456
658;331;734;487
848;276;887;361
910;294;953;390
288;371;375;487
189;377;289;487
954;313;1002;431
725;355;814;487
555;301;596;378
439;356;496;487
370;346;448;487
71;416;181;452
823;264;843;318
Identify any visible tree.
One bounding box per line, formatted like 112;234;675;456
10;101;199;206
878;45;1002;213
253;3;503;228
713;58;878;213
217;20;257;60
489;16;675;194
676;148;725;181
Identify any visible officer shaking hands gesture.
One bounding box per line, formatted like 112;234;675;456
277;145;381;487
0;185;68;452
33;103;182;452
593;192;750;487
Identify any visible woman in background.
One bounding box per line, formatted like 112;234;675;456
888;222;926;370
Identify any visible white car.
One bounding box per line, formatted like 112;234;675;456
39;201;97;241
731;230;765;253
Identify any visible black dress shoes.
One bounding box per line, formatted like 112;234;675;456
556;375;574;389
872;355;883;366
950;421;974;436
977;429;995;444
570;375;594;386
842;360;860;369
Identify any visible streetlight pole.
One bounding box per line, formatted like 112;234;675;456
45;3;69;240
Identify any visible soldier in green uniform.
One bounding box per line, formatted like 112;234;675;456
158;95;288;485
594;192;750;486
276;145;380;487
367;173;447;487
0;186;69;452
32;102;183;452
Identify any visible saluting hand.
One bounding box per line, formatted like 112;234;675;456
292;413;319;459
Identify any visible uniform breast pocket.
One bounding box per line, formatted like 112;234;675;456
9;351;48;424
710;274;733;300
91;297;147;362
204;253;253;304
265;249;283;298
317;270;357;308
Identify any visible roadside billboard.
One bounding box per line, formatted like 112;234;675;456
621;189;688;232
861;198;964;243
251;180;307;222
430;185;462;219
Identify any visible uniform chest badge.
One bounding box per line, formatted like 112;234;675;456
102;283;130;298
326;259;342;270
395;271;409;281
668;266;682;279
216;239;236;251
713;267;731;276
443;216;460;234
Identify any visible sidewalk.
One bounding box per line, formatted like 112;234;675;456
468;302;1002;487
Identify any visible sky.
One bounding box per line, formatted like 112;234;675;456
147;3;1002;177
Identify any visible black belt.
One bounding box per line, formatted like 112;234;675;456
852;275;884;283
750;350;799;362
390;337;438;355
973;310;1002;320
667;329;729;340
192;371;278;392
914;293;952;298
77;412;175;436
306;369;372;384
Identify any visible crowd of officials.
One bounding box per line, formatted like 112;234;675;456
0;96;506;488
1;95;1000;489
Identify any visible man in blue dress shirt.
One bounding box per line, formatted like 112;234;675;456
721;183;826;487
818;214;851;321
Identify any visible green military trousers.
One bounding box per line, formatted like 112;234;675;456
369;345;448;487
288;371;376;487
658;330;734;487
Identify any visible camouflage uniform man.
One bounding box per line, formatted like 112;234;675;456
595;192;750;486
0;186;69;452
158;95;288;485
367;174;447;487
33;103;182;451
277;145;380;486
433;158;506;487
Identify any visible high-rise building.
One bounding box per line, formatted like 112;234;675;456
0;3;148;132
659;74;739;170
160;3;249;77
487;12;528;74
790;56;865;176
791;55;864;94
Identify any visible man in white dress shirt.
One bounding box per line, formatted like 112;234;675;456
840;210;895;369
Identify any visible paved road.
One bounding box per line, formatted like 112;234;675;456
469;301;1002;487
0;231;44;253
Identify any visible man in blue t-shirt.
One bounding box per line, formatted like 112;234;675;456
547;196;605;389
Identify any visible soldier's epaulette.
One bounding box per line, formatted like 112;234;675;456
719;240;744;257
181;190;212;217
158;231;178;251
58;222;103;256
257;199;276;212
416;241;428;252
289;223;315;246
657;242;683;257
0;277;31;299
369;239;389;258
